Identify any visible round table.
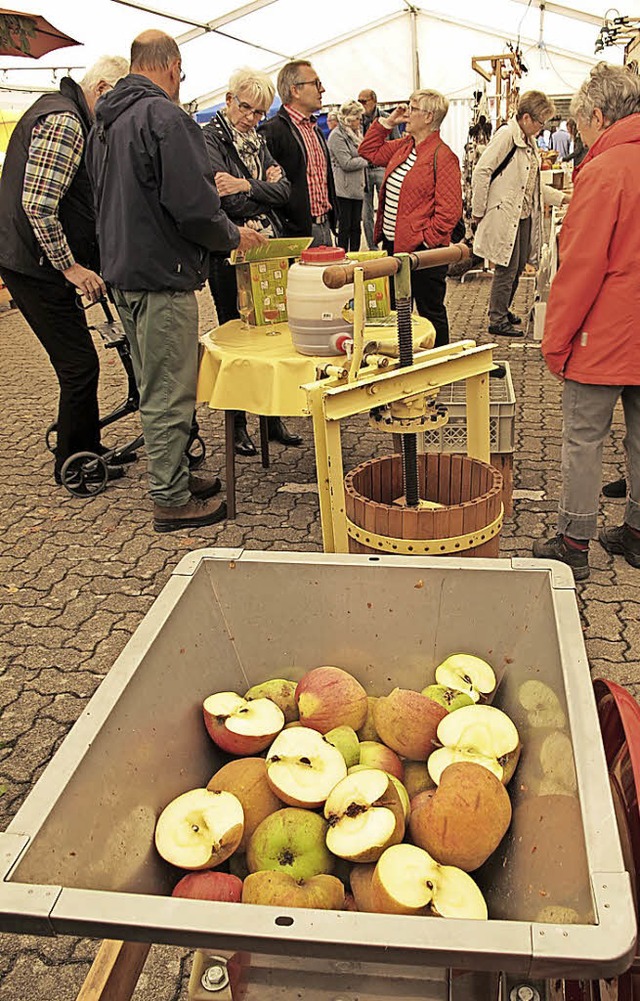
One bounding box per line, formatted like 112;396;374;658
197;316;435;517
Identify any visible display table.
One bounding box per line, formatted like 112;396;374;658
197;316;435;518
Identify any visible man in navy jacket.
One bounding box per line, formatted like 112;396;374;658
87;30;265;532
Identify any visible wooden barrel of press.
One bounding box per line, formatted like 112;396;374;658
344;453;503;557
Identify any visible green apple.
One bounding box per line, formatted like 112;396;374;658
247;807;335;879
434;654;496;703
245;679;299;724
242;871;344;909
421;684;474;712
325;725;360;767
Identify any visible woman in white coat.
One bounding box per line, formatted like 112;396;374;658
472;90;568;337
327;100;368;251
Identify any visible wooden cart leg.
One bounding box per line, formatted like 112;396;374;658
259;415;270;469
224;410;236;520
76;940;151;1001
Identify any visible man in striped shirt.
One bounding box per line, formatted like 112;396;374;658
260;60;336;246
0;57;129;490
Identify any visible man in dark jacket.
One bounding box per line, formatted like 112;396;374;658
0;57;129;491
259;60;336;245
86;30;265;533
358;88;399;250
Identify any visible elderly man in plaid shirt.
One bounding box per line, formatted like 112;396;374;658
0;56;129;491
260;60;337;247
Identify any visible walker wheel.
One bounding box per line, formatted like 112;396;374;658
60;452;109;497
45;422;57;453
187;434;206;470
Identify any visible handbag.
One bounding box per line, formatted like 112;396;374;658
434;144;466;243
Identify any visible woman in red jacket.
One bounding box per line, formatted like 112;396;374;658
358;89;462;347
532;62;640;581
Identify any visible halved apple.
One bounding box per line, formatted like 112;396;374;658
324;769;405;863
203;692;284;755
420;684;474;712
427;704;520;786
265;726;347;808
155;788;244;870
371;843;488;919
518;679;566;729
434;654;496;703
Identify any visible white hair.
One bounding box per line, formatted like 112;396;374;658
411;89;449;129
338;100;365;126
80;56;129;95
229;67;275;111
571;61;640;127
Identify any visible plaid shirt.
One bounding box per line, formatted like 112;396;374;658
22;112;84;272
285;104;331;218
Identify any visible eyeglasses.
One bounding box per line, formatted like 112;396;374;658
294;78;323;92
409;104;426;114
233;94;266;122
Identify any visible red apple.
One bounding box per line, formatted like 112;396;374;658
203;692;284;755
295;667;368;733
172;871;243;903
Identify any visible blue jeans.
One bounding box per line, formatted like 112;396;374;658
362;166;384;250
558;379;640;539
113;288;199;507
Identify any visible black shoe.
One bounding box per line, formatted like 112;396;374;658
598;524;640;568
267;416;302;446
234;426;257;457
532;534;590;581
488;321;524;338
602;477;627;499
507;310;522;325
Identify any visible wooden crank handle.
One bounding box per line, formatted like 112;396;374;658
409;243;472;270
322;256;401;289
322;243;471;288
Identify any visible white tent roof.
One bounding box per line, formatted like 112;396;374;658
0;0;626;114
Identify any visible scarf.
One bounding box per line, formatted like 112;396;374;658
223;109;263;179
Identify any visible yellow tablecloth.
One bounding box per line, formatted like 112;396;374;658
197;316;435;418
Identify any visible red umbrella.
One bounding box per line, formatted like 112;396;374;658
0;7;80;58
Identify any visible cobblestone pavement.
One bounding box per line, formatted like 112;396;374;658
0;276;638;1000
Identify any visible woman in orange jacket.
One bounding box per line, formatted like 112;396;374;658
358;89;462;347
532;62;640;581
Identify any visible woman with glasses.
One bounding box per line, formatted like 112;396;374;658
204;67;301;456
471;90;568;338
327;100;368;252
358;89;462;347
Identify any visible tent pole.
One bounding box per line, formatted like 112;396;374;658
409;6;420;90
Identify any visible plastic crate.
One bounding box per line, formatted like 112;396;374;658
423;360;515;453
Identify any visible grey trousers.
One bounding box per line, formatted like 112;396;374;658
558;379;640;540
363;166;384;250
113;288;199;508
488;216;532;325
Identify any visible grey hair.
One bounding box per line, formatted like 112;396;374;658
228;67;275;111
571;61;640;127
517;90;555;124
80;56;129;94
277;60;312;104
338;100;364;125
410;89;449;129
327;110;339;122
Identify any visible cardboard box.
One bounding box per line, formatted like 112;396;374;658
235;257;289;326
230;236;312;327
346;250;391;319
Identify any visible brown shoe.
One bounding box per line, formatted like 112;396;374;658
153;496;227;533
188;473;222;500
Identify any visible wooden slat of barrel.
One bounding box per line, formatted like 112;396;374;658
439;453;452;506
461;456;473;504
450;454;464;505
425;452;439;505
392;452;404;501
371;455;382;503
380;454;392;505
